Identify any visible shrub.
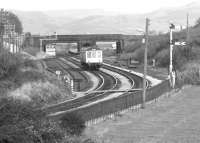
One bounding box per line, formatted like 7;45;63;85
124;40;141;53
8;80;69;107
0;50;23;79
23;59;39;69
103;49;115;57
172;48;187;70
0;98;48;143
13;70;46;85
176;62;200;86
155;49;169;67
0;98;67;143
119;52;134;60
60;112;86;136
132;47;145;62
23;47;40;56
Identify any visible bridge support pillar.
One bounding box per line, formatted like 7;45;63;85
77;41;82;52
90;40;96;47
43;45;46;52
116;40;124;54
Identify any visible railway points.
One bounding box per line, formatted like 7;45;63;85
42;55;139;111
41;45;169;124
43;55;154;118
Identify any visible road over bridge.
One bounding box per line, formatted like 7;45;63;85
30;34;141;53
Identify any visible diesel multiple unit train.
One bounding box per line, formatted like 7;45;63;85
45;44;56;57
80;47;103;70
45;44;103;70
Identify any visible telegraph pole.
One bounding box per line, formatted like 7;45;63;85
186;13;190;59
0;9;4;50
141;18;150;109
186;13;189;42
169;26;173;74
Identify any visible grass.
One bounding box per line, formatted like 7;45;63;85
85;86;200;143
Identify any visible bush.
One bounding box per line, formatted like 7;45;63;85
13;70;46;85
8;80;69;107
0;97;90;143
0;97;87;143
132;47;145;62
124;40;141;53
23;47;40;56
0;98;52;143
155;49;169;67
23;59;39;69
155;47;188;70
60;112;86;136
0;50;23;79
176;62;200;86
103;49;116;57
172;48;187;70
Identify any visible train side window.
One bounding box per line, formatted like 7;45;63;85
87;51;92;58
97;51;101;58
92;51;96;58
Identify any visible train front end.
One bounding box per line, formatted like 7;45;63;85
80;47;103;70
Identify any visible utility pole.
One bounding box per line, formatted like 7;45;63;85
169;23;175;75
0;9;4;50
186;13;189;42
141;18;150;109
186;13;190;59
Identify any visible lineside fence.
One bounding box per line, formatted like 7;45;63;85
52;79;170;125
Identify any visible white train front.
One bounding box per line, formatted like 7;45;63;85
80;47;103;70
45;44;56;57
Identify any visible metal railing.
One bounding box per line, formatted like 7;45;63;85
50;80;170;122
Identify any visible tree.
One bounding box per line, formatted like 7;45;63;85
194;17;200;28
7;11;23;34
22;32;32;48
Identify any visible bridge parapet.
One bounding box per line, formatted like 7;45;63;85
31;34;139;53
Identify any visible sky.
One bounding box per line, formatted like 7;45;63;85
0;0;196;14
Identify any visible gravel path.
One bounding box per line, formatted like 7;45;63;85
85;86;200;143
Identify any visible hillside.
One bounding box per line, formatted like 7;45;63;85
12;1;200;34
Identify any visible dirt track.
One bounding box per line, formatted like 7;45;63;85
85;86;200;143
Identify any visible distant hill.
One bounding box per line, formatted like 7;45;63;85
12;1;200;34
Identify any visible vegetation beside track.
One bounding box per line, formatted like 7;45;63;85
103;19;200;87
0;49;70;106
0;49;91;143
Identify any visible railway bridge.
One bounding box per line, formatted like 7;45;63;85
30;34;140;53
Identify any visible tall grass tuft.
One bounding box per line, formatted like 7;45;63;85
176;61;200;87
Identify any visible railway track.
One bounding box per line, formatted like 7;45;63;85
64;56;120;91
44;57;91;91
69;56;139;88
43;56;141;114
